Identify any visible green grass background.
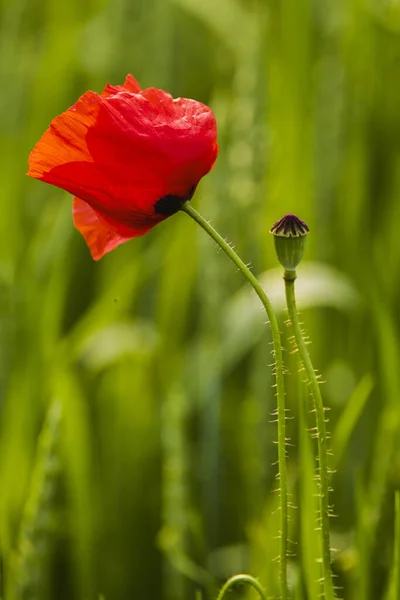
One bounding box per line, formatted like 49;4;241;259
0;0;400;598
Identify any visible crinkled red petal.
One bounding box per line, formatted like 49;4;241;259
101;74;141;97
73;197;155;260
27;91;171;215
28;91;99;179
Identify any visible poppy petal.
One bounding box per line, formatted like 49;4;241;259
28;92;174;214
91;90;218;193
27;91;102;181
122;74;141;93
101;74;141;97
73;197;154;260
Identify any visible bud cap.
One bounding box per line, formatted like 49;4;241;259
270;214;309;238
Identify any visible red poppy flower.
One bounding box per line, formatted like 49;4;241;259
28;74;219;260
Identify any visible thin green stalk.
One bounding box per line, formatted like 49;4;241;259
181;202;288;599
216;574;267;600
283;271;335;600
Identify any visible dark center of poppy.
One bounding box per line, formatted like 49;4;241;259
154;185;196;216
154;195;185;215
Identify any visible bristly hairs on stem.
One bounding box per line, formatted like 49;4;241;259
216;574;267;600
284;271;335;600
181;202;289;599
270;214;335;600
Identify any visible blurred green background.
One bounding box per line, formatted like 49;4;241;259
1;0;400;598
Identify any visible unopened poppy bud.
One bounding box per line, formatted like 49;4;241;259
270;214;309;274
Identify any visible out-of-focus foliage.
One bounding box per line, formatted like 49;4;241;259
0;0;399;598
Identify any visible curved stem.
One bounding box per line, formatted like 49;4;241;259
284;271;335;600
216;574;267;600
181;203;288;599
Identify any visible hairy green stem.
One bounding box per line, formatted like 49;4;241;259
181;203;288;599
284;271;335;600
216;574;267;600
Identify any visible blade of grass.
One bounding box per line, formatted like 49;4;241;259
331;374;374;470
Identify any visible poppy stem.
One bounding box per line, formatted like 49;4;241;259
283;271;335;600
181;202;288;599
